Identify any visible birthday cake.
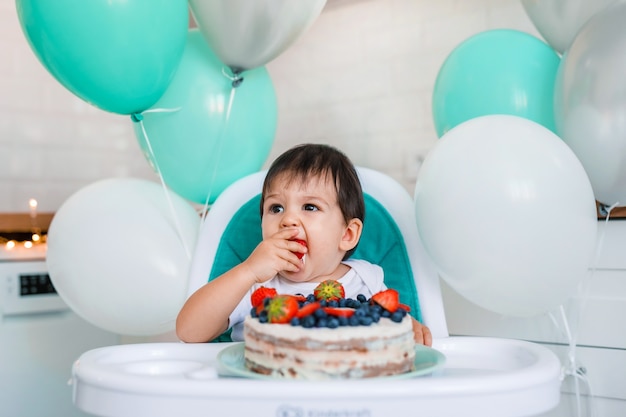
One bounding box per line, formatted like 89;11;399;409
243;281;416;379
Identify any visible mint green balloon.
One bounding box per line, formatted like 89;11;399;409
16;0;188;115
134;30;277;204
432;29;560;137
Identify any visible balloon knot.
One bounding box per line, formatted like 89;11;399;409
232;76;244;88
222;66;245;88
131;113;144;123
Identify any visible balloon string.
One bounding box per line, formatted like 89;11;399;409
548;202;617;417
198;78;238;224
132;110;192;261
554;305;596;417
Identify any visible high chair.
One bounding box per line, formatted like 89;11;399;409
71;167;562;417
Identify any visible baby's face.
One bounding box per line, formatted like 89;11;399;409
261;173;350;282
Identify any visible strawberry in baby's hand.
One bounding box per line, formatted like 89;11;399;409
250;286;277;308
292;239;307;259
313;280;345;301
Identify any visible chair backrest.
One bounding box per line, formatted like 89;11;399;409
187;167;448;338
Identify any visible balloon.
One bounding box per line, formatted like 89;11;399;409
16;0;188;115
414;115;597;317
432;29;560;137
134;30;277;205
521;0;617;54
189;0;326;73
46;179;200;335
554;2;626;207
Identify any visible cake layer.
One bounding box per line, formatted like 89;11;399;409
243;315;415;379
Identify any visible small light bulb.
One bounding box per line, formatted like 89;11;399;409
29;198;38;219
6;241;16;250
23;241;33;249
32;234;40;242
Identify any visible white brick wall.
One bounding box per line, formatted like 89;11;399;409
0;0;539;212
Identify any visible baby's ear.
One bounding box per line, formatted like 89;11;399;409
340;218;363;252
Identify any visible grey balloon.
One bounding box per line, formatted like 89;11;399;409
554;1;626;206
189;0;327;73
522;0;617;54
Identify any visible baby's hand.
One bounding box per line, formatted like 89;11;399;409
412;317;432;347
242;229;306;283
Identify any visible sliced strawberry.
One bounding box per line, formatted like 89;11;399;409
371;288;400;313
296;301;321;318
323;307;355;318
313;280;345;301
266;295;299;324
292;238;307;259
398;303;411;312
250;286;277;308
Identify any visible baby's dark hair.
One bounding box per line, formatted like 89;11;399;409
260;143;365;259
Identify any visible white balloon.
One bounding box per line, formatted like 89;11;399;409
189;0;327;72
521;0;617;54
46;179;199;335
415;115;597;317
554;2;626;207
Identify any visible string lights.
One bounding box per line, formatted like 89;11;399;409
1;198;47;251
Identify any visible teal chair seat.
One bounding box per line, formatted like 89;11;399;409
208;193;422;342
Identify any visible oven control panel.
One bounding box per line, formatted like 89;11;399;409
1;259;69;316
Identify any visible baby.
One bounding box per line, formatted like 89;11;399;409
176;143;432;346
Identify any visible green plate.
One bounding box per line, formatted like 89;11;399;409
217;342;446;380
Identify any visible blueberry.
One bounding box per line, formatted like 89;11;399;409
338;316;349;326
371;313;381;322
328;300;338;307
338;298;347;307
316;318;328;328
290;317;301;326
357;294;367;303
314;308;327;318
355;308;366;317
259;314;268;323
250;307;259;318
306;294;316;302
359;316;373;326
348;315;360;326
328;318;340;328
302;315;316;328
382;309;391;318
390;311;404;322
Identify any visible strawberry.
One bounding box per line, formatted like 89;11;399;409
398;303;411;312
313;280;345;301
323;307;355;318
292;293;307;303
292;238;307;259
250;286;277;308
371;289;400;313
296;301;321;318
266;295;299;323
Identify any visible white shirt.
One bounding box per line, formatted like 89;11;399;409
228;259;386;341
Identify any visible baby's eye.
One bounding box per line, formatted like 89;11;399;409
268;204;283;214
303;203;319;211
